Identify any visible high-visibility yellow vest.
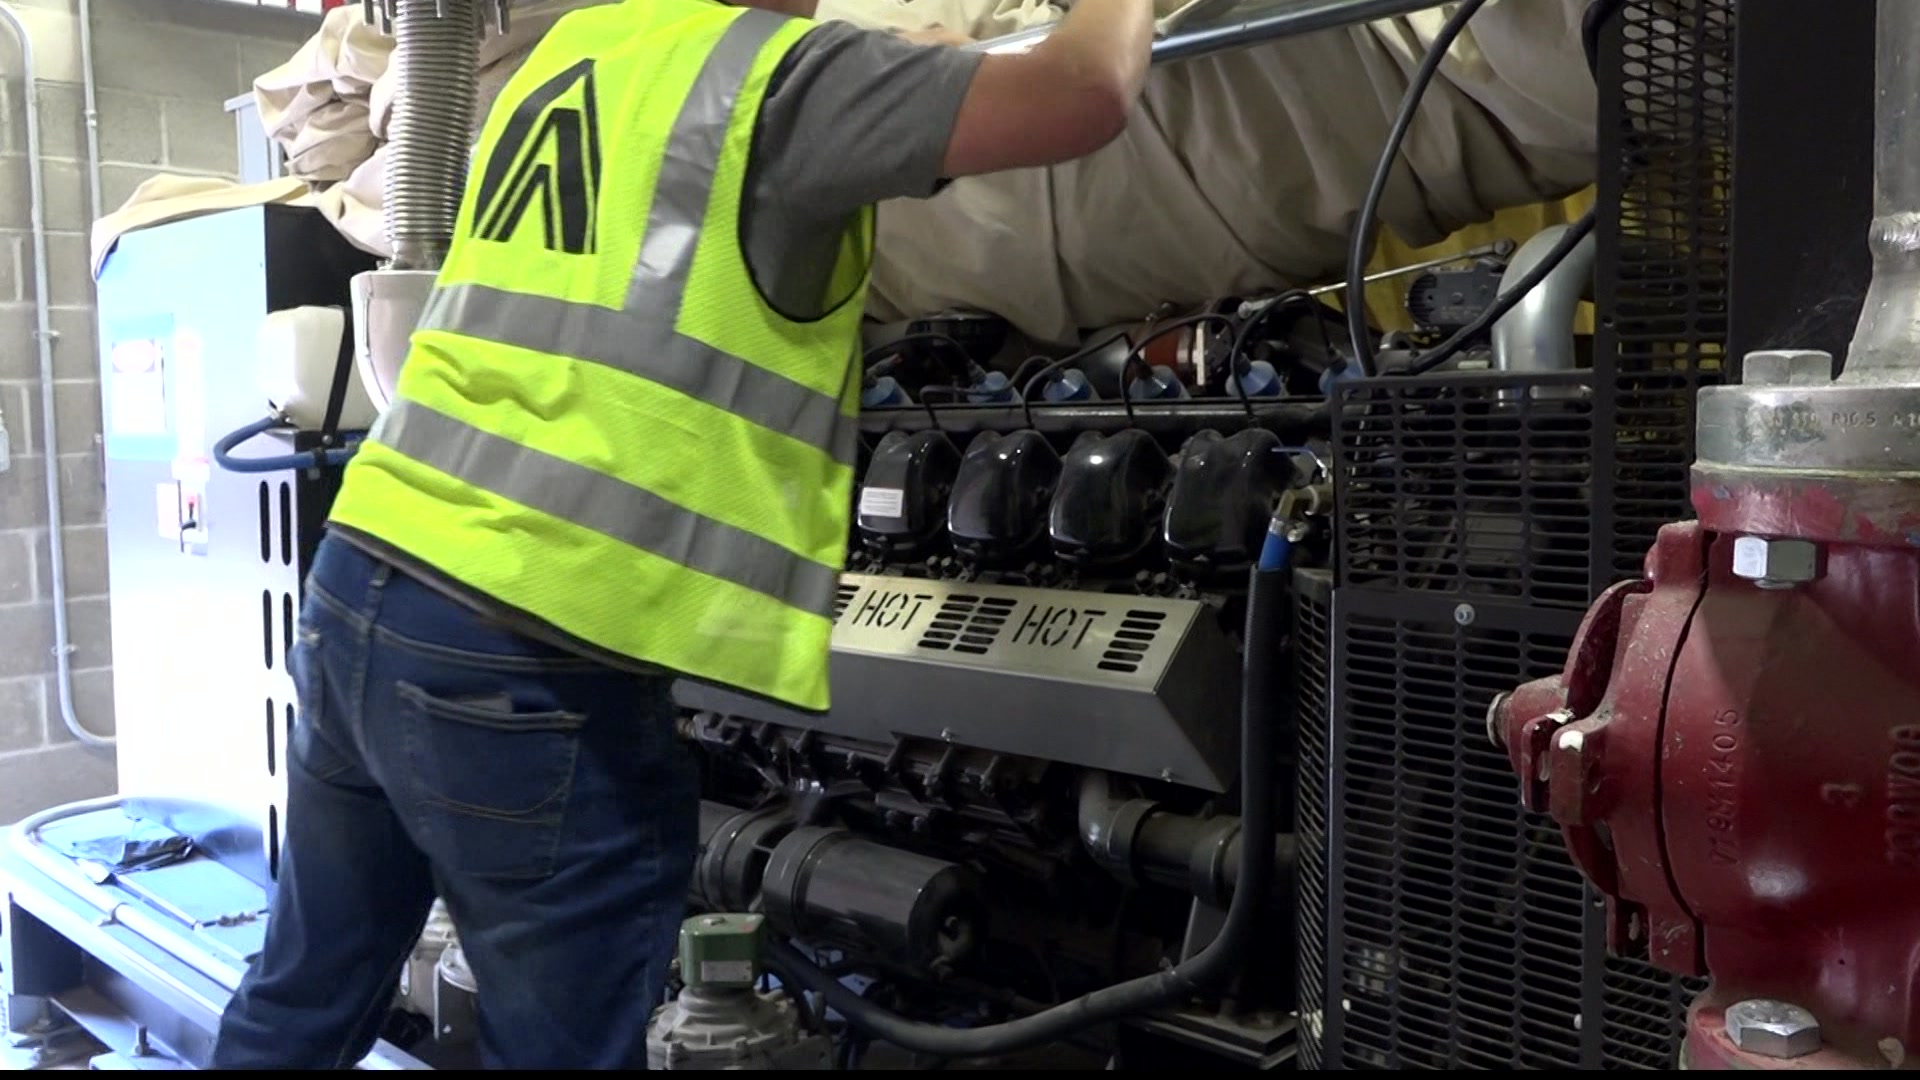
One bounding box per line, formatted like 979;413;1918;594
330;0;873;711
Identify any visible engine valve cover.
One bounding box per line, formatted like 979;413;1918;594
677;574;1241;791
1163;428;1295;572
1049;430;1173;566
856;431;960;559
947;430;1062;565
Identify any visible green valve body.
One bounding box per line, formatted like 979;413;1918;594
679;913;763;991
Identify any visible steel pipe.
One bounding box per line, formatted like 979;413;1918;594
0;2;111;749
1843;0;1920;382
1492;223;1596;382
971;0;1449;63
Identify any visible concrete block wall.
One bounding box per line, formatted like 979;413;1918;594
0;0;315;822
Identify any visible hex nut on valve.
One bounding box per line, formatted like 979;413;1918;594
1742;349;1835;387
1725;999;1822;1060
1731;536;1822;590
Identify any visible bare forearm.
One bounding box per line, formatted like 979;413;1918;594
1035;0;1154;105
940;0;1154;176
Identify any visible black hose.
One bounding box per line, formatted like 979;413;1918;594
765;563;1288;1058
1345;0;1492;378
1401;211;1598;377
1386;0;1616;380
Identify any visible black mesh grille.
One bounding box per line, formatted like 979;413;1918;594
1312;0;1733;1066
1602;958;1708;1069
1337;375;1596;610
1603;0;1735;580
1293;569;1335;1069
1333;603;1589;1070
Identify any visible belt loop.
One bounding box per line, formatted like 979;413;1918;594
366;561;394;610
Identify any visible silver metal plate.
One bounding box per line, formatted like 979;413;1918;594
1696;381;1920;473
676;575;1242;791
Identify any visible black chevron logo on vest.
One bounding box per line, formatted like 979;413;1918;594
471;59;603;255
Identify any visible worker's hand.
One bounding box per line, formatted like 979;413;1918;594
939;0;1155;178
894;26;977;48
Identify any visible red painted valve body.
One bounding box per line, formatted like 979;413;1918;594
1495;466;1920;1069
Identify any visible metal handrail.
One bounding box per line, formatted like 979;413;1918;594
970;0;1451;62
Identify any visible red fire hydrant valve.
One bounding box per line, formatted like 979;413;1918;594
1492;348;1920;1070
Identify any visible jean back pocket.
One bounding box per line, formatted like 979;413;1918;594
397;681;585;881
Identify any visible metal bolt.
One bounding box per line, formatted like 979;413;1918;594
1159;768;1175;782
1725;999;1822;1060
1743;349;1835;388
939;728;955;743
1454;603;1476;627
1731;536;1823;590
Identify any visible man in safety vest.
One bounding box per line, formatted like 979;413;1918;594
213;0;1154;1069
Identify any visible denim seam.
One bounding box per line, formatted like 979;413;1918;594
371;622;606;673
328;932;420;1069
311;568;604;673
393;681;587;732
291;682;357;787
304;579;365;633
344;569;384;775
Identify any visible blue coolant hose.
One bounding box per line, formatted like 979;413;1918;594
1259;515;1308;573
213;416;360;474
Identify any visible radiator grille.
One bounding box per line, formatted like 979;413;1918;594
1293;569;1335;1069
1333;606;1589;1069
1311;0;1732;1067
1604;0;1734;582
1336;378;1596;610
1602;957;1707;1069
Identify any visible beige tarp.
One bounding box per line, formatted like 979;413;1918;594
95;0;1596;343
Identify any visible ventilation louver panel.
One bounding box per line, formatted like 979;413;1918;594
1293;569;1335;1069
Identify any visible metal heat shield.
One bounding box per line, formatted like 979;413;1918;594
676;574;1243;791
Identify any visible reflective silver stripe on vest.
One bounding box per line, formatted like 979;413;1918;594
414;9;856;466
419;282;850;456
376;398;842;616
623;8;783;311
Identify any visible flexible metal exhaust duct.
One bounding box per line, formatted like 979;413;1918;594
384;0;483;270
354;0;512;409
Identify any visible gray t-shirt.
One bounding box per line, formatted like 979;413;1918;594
744;21;982;317
335;22;981;676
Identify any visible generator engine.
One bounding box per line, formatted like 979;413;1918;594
677;394;1332;1067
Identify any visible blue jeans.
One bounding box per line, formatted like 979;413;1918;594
212;536;699;1069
